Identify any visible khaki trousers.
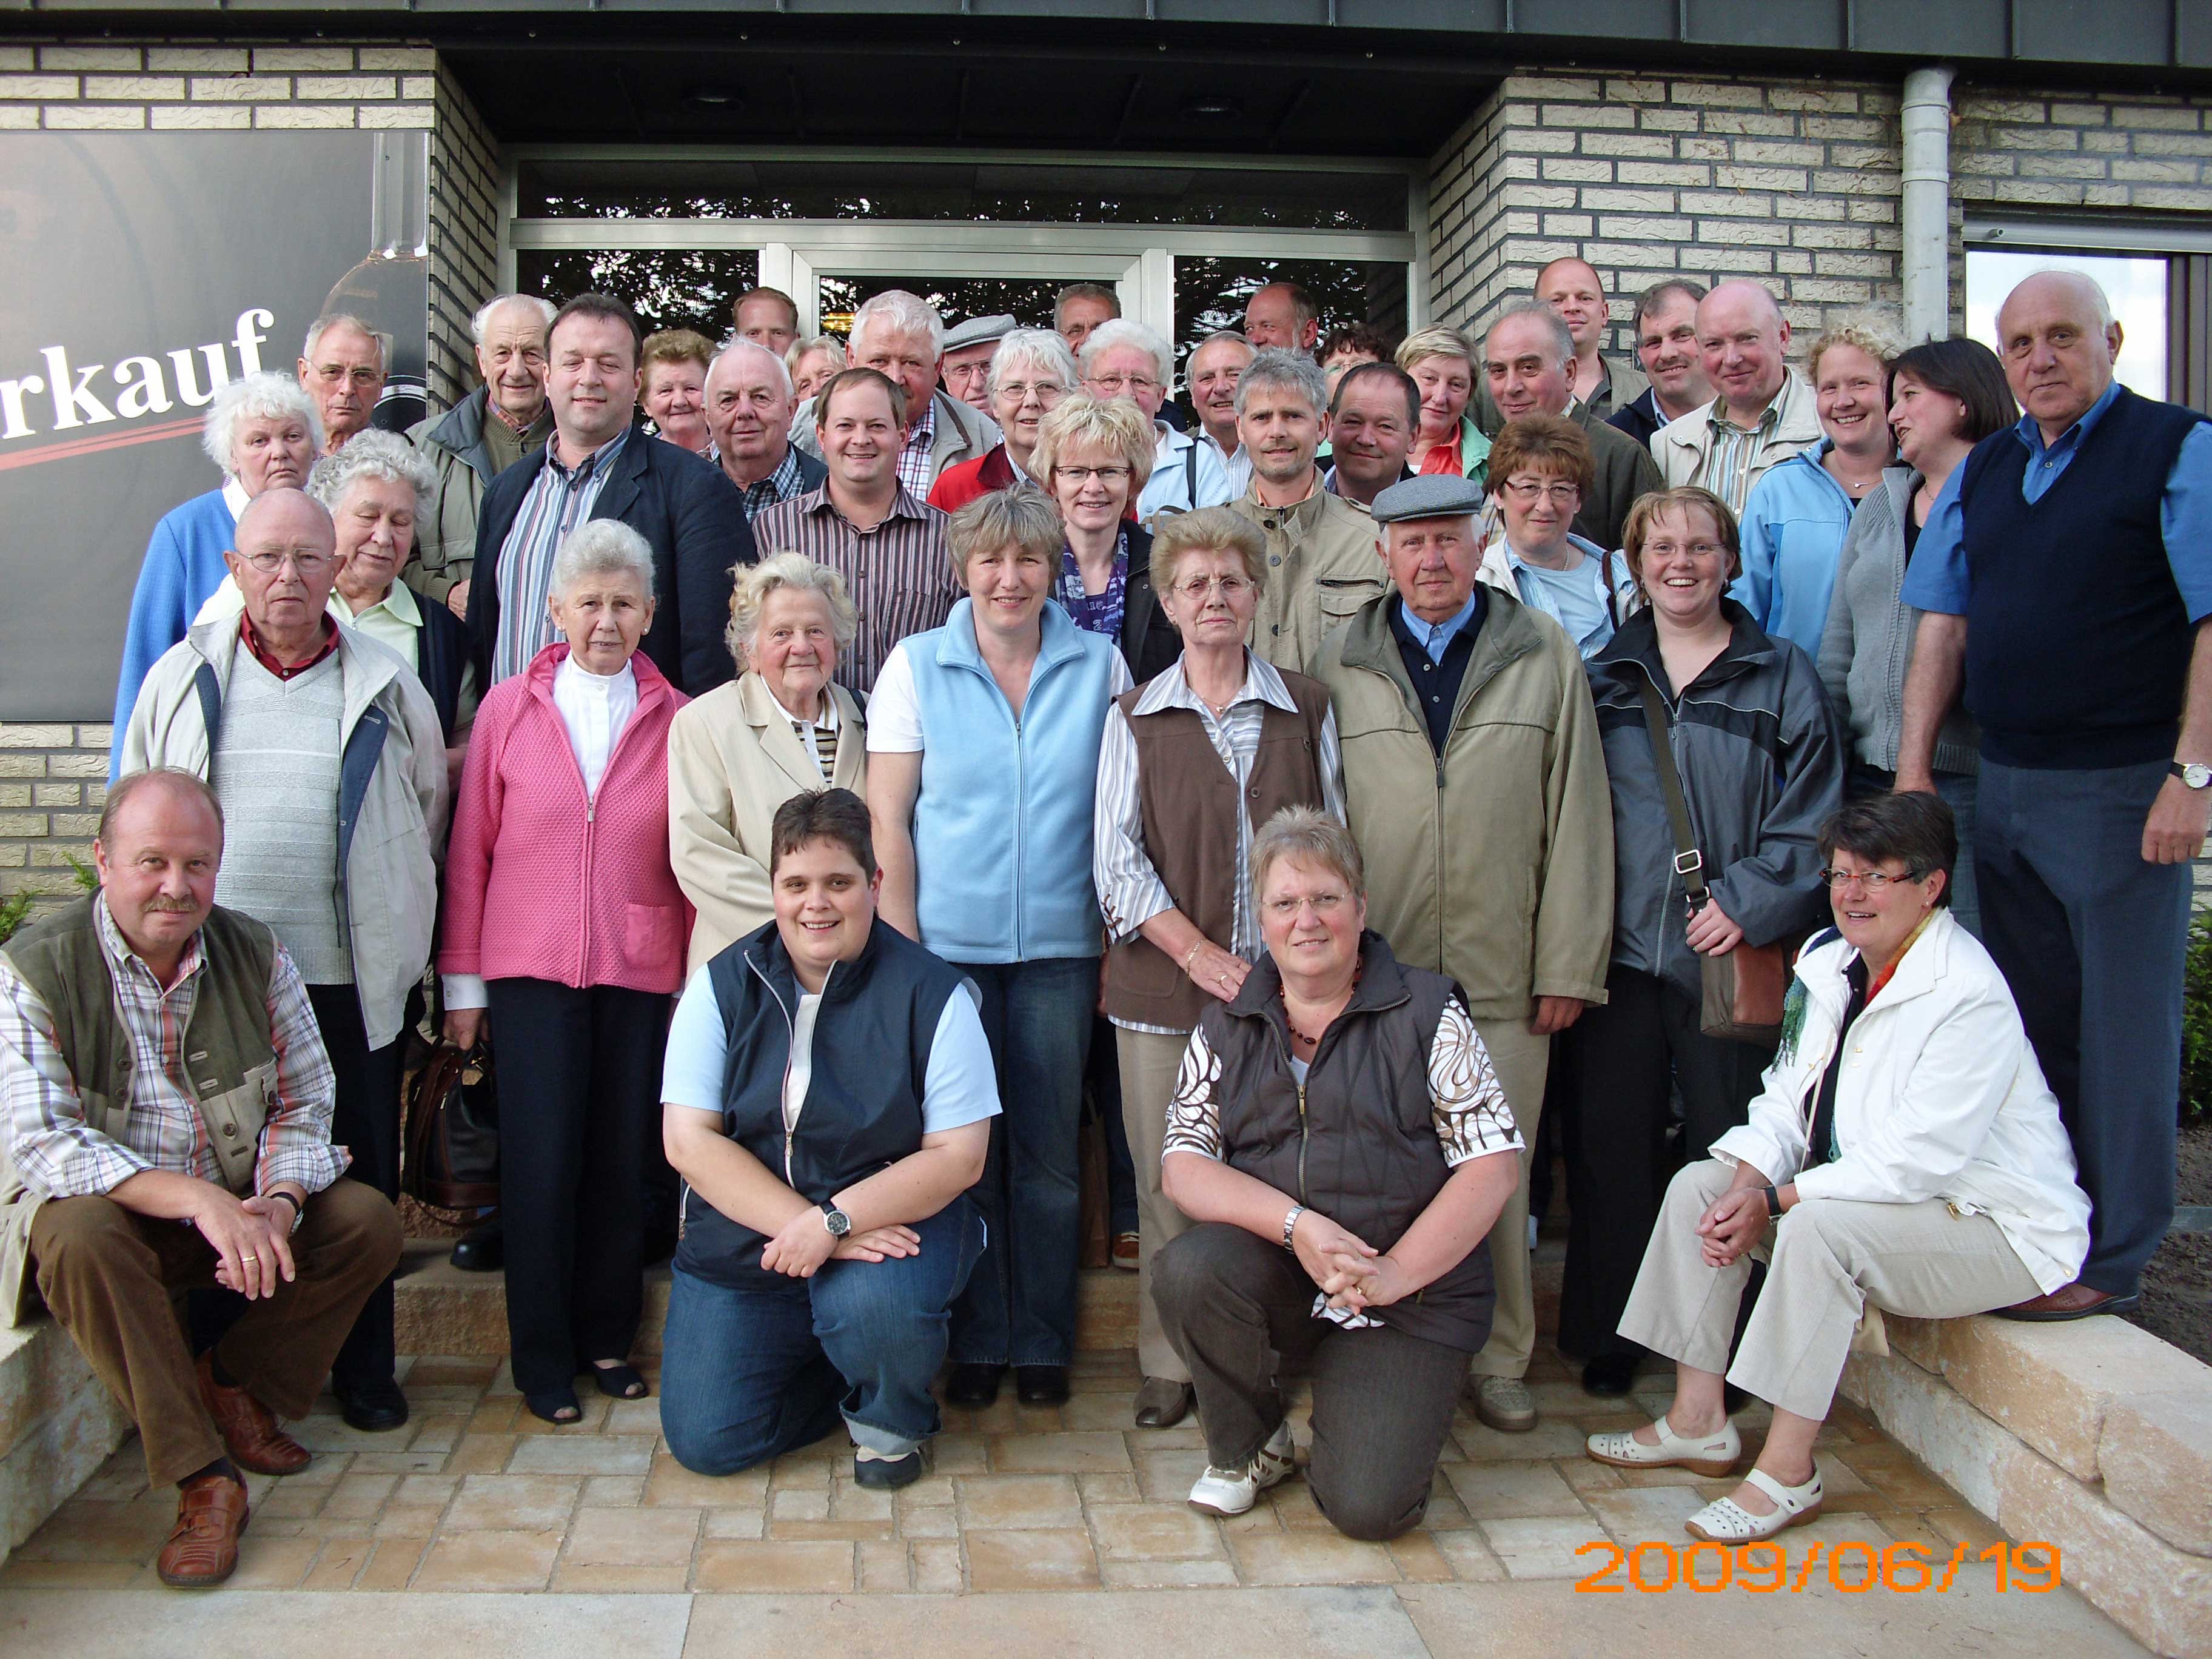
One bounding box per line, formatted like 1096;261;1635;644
1117;1025;1196;1384
1467;1017;1550;1381
1619;1160;2045;1421
30;1179;404;1487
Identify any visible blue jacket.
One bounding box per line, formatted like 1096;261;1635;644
907;599;1120;964
112;488;236;774
1730;440;1856;658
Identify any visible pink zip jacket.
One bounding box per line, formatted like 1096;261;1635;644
439;642;692;994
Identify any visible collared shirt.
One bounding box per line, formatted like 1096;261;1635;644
1200;430;1253;500
221;475;252;524
1396;588;1484;663
1693;395;1785;518
1321;462;1413;509
897;396;939;501
1136;423;1234;523
239;612;339;681
1094;652;1347;1033
0;897;344;1199
1902;379;2212;621
1503;541;1618;659
748;484;957;694
492;426;632;685
766;679;841;780
712;443;811;525
335;578;425;669
552;653;638;799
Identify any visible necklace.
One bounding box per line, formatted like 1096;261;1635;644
1279;961;1361;1049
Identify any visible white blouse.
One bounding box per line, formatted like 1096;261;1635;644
552;654;638;799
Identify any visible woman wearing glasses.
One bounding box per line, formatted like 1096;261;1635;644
1092;506;1344;1429
928;328;1079;514
1476;417;1639;661
1078;319;1233;524
1562;486;1843;1401
1588;792;2086;1544
1034;395;1183;682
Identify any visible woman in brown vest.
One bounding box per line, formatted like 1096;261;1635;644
1091;506;1345;1431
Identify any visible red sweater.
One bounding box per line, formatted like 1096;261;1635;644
438;643;691;994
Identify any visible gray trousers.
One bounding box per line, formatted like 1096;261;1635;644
1620;1161;2043;1421
1115;1025;1195;1383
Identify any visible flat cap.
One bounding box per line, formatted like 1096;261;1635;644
1370;474;1487;525
942;314;1018;352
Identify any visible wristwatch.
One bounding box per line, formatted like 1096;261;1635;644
1760;1185;1781;1219
819;1202;852;1238
2172;762;2212;790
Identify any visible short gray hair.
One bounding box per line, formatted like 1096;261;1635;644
851;290;945;360
709;338;794;402
1486;300;1575;370
1081;318;1173;390
988;329;1079;400
1190;329;1255;369
1233;347;1328;419
307;429;435;517
786;335;846;376
470;293;557;346
201;370;323;474
727;552;859;671
945;487;1064;581
1632;278;1709;332
550;518;656;603
1251;805;1364;899
301;312;388;370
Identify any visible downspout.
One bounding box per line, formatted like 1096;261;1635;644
1901;65;1956;344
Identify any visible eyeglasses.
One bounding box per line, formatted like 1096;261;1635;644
1173;574;1253;601
1087;374;1161;395
1055;465;1131;485
243;549;333;575
1818;866;1925;892
1501;478;1581;506
998;380;1067;403
312;366;381;387
1264;893;1349;920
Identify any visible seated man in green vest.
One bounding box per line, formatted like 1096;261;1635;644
0;768;403;1589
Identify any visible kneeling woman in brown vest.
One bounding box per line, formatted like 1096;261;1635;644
1152;808;1522;1541
1091;507;1345;1432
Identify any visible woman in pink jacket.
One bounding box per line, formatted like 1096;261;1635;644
440;520;691;1425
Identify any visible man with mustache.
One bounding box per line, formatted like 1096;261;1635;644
1609;280;1715;453
0;762;404;1589
406;293;558;620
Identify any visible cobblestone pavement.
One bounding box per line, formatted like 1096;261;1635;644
0;1344;2151;1657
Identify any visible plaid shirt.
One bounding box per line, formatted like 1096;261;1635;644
710;443;812;525
0;898;344;1198
896;397;938;500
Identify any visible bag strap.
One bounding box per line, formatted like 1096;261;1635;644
1636;677;1709;907
1185;438;1199;508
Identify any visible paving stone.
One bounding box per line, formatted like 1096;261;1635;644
580;1475;645;1507
956;1473;1085;1529
1440;1458;1587;1520
643;1453;765;1507
562;1506;702;1566
1100;1557;1242;1587
1227;1529;1401;1585
910;1538;963;1592
965;1527;1102;1589
411;1528;563;1590
702;1506;765;1540
988;1432;1133;1473
444;1475;580;1532
1088;1503;1225;1563
692;1538;854;1592
1476;1515;1606;1579
552;1561;690;1593
1427;1528;1507;1581
1077;1471;1141;1506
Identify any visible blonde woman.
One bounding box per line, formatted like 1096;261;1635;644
1395;325;1490;484
668;554;868;972
1033;393;1180;680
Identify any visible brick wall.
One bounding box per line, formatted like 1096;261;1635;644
0;726;109;901
0;39;435;130
428;66;501;411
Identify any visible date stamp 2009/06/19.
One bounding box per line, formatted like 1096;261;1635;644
1575;1540;2061;1595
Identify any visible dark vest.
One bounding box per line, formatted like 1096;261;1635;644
1960;385;2210;768
1;897;280;1196
675;916;971;1293
415;599;471;745
1103;669;1333;1032
1196;931;1495;1352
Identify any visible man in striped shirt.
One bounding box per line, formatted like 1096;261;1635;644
751;368;957;694
1650;280;1822;517
0;769;401;1588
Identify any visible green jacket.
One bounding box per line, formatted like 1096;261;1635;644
1310;590;1614;1019
1229;478;1392;677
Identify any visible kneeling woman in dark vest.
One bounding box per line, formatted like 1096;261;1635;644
1153;807;1523;1541
659;788;997;1488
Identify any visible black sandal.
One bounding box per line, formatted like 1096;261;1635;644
590;1361;649;1401
525;1389;582;1425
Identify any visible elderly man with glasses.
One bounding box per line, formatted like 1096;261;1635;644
1082;320;1232;525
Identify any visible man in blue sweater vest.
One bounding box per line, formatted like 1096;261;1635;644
1897;269;2212;1321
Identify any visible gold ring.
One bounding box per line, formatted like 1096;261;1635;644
242;1254;259;1262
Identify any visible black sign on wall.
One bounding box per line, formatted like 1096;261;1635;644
0;132;431;721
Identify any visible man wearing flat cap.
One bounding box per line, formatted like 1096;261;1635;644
940;315;1017;415
1312;474;1614;1438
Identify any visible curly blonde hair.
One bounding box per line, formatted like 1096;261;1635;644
726;552;859;672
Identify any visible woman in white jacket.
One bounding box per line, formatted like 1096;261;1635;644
1584;791;2088;1544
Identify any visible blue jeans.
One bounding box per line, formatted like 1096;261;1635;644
949;956;1098;1367
659;1197;983;1475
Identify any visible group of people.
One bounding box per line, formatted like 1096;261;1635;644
0;252;2198;1581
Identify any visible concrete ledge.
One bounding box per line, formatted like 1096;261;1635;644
1842;1312;2212;1659
0;1314;134;1569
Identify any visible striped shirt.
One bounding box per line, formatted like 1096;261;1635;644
491;427;632;685
749;484;957;694
1692;399;1783;519
896;398;939;500
1093;653;1347;1034
0;898;345;1199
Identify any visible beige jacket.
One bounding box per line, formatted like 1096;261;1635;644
1228;477;1392;677
668;672;869;974
1651;372;1824;508
1310;589;1614;1017
119;620;449;1050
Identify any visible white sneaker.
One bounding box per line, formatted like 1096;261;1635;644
1186;1420;1295;1517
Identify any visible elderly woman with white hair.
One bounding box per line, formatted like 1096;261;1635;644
111;370;322;756
439;518;692;1426
785;335;846;407
1081;318;1233;523
669;552;869;972
929;327;1078;514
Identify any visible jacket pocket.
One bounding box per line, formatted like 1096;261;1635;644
625;902;681;968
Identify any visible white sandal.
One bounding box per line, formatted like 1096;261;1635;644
1683;1466;1823;1543
1585;1413;1742;1478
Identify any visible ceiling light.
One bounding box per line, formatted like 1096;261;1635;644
1181;95;1241;119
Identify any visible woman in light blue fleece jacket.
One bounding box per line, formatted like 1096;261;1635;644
1730;321;1898;655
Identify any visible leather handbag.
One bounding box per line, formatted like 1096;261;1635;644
1637;680;1789;1048
402;1042;500;1212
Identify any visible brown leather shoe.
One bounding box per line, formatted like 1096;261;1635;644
156;1472;250;1587
195;1352;311;1475
1993;1282;2141;1322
